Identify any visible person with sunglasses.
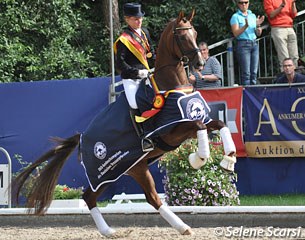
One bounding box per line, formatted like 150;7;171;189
264;0;299;71
230;0;265;85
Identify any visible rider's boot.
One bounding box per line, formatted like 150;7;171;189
129;108;154;152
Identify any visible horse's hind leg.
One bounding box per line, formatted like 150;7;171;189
128;160;193;235
82;185;116;237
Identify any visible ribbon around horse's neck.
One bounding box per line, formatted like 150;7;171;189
135;75;194;123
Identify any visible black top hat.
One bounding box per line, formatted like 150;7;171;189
123;3;145;17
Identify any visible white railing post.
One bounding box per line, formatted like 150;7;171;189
227;40;235;86
0;147;12;208
109;0;116;104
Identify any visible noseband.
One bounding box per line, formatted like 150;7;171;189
173;25;200;65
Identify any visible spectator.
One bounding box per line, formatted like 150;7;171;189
264;0;299;70
230;0;265;85
189;42;222;88
274;58;305;84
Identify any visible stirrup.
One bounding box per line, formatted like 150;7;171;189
141;138;154;152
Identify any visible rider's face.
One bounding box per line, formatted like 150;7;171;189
125;16;143;29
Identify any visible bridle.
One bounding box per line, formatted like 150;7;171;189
153;22;200;74
139;19;200;122
172;24;200;65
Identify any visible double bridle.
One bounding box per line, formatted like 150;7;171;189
153;23;200;75
173;25;200;65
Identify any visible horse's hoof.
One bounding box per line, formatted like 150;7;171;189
188;152;207;169
103;227;116;237
182;228;194;235
220;155;236;172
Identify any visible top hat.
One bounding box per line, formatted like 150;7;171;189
123;3;145;17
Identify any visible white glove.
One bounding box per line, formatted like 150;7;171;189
138;69;149;79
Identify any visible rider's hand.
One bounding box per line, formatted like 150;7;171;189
138;69;149;79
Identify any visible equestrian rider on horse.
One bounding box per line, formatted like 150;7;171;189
114;3;155;152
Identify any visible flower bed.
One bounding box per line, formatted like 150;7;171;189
159;138;240;206
53;184;83;200
50;184;86;208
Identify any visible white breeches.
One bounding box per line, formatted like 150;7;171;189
122;79;141;109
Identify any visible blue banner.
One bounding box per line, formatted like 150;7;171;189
243;84;305;158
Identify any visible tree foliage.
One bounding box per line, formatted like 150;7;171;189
1;0;304;82
0;0;109;82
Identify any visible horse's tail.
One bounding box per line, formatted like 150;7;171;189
12;133;81;215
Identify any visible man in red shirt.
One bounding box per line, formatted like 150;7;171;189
264;0;298;70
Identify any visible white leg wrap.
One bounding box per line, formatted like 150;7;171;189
219;127;237;172
90;207;116;237
158;205;190;234
188;130;209;169
219;127;236;155
197;129;210;159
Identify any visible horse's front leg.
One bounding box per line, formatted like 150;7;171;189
188;127;211;169
161;120;209;170
207;120;237;172
83;185;116;237
128;160;193;235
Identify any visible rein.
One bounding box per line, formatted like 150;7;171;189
135;19;200;123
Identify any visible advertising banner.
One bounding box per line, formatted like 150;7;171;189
199;87;246;157
243;84;305;158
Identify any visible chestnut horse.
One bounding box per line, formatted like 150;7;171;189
13;10;236;237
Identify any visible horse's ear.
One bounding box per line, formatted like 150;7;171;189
187;9;195;22
177;10;184;23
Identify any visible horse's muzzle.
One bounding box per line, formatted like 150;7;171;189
193;58;205;69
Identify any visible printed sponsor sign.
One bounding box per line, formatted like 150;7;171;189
199;87;246;157
243;84;305;158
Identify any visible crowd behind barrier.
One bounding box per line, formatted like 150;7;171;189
0;78;305;202
208;9;305;87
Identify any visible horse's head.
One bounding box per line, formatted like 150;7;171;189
154;10;204;89
172;10;204;69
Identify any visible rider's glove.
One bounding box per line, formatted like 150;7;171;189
138;69;149;79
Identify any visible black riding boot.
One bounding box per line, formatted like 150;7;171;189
129;108;154;152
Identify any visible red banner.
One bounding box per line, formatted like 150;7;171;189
198;87;246;157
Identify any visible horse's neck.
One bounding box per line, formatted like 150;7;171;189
154;62;189;91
